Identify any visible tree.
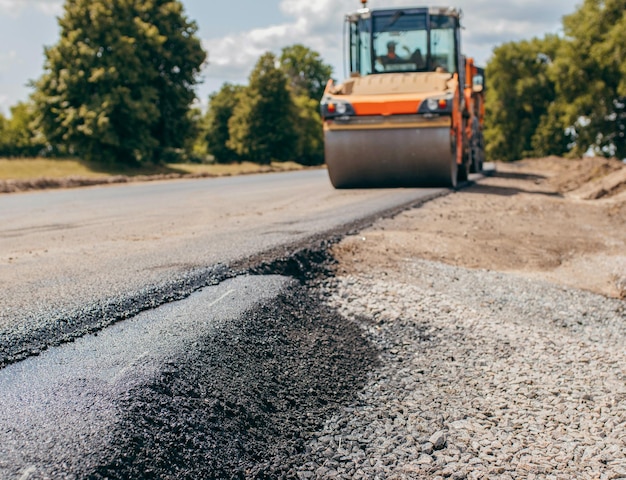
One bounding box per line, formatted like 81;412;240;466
529;102;571;158
0;112;8;156
32;0;206;165
278;45;330;165
204;83;245;163
280;44;333;101
0;102;48;157
554;0;626;158
228;53;297;165
292;95;324;165
484;35;565;162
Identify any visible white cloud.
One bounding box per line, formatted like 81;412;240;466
203;0;352;86
0;0;62;16
280;0;354;28
200;0;575;95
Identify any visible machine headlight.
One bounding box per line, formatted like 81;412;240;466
321;98;356;119
418;95;453;114
427;98;439;111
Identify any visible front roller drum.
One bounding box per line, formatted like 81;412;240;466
325;126;457;189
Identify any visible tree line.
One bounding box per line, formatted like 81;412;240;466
199;45;331;166
0;0;331;166
1;0;623;165
485;0;626;161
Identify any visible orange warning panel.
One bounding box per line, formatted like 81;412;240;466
352;98;422;116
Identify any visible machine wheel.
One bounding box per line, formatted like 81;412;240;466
457;160;470;183
469;118;484;174
447;134;459;188
448;155;459;189
469;144;483;174
477;132;485;172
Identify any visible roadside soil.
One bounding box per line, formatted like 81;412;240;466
332;156;626;299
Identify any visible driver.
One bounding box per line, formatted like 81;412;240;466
378;41;404;66
378;42;425;69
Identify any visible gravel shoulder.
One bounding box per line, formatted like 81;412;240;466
292;157;626;479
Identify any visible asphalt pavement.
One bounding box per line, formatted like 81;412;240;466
0;169;449;478
0;169;444;366
0;275;292;478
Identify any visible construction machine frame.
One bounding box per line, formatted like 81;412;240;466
321;2;485;188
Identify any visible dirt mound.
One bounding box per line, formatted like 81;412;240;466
568;166;626;200
520;156;626;199
333;156;626;299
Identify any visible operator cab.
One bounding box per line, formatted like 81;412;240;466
346;6;462;76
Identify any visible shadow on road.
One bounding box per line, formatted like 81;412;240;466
464;183;563;198
490;170;547;182
463;170;562;198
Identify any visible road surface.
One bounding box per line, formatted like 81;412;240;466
0;169;447;364
0;169;452;478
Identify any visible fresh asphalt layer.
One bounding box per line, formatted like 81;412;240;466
0;169;447;367
0;274;380;478
0;275;287;477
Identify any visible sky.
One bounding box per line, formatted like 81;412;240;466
0;0;579;115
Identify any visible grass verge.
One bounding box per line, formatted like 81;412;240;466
0;157;305;181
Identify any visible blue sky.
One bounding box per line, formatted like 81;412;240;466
0;0;577;114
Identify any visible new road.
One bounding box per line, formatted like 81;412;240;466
0;169;452;478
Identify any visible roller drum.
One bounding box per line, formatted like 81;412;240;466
325;126;457;188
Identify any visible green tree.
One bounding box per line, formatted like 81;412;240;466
182;106;210;163
554;0;626;158
0;112;8;156
292;95;324;165
228;53;297;165
204;83;244;163
0;102;48;157
484;35;565;162
280;44;333;101
529;102;571;158
32;0;206;165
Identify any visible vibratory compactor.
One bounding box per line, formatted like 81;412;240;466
321;2;485;188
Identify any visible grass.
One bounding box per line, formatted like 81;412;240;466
0;158;109;180
173;160;305;176
0;157;305;181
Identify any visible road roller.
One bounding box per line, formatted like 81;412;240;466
320;2;485;188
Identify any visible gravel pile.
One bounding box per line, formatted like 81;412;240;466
295;259;626;479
